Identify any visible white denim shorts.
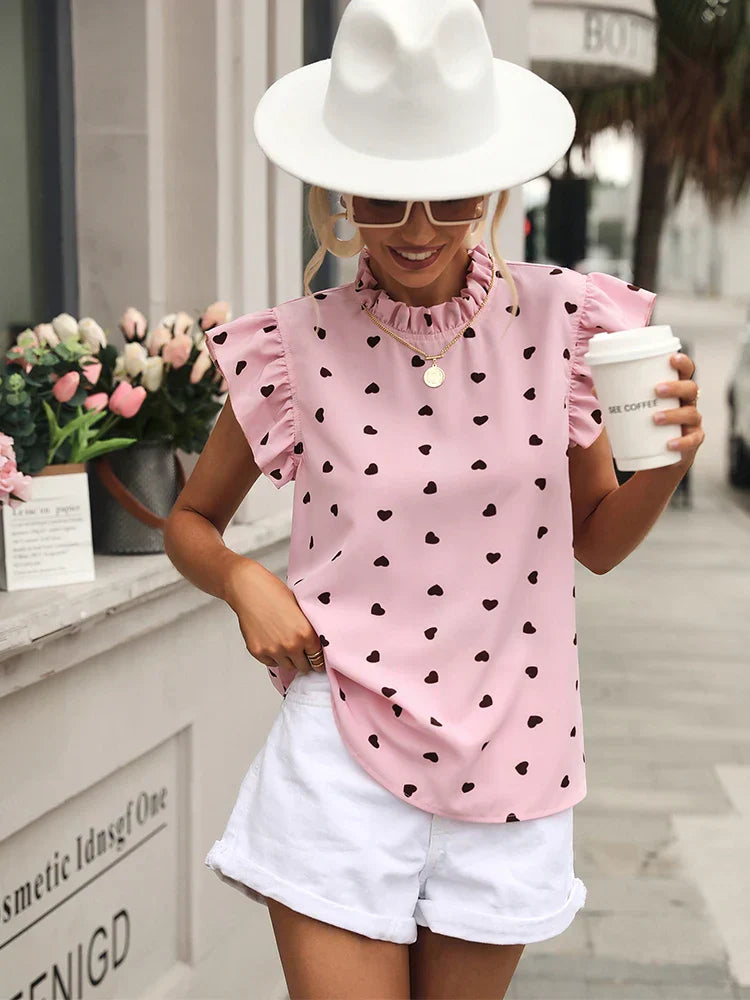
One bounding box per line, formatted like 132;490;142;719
204;667;587;946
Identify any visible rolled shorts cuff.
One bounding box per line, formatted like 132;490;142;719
414;875;588;945
205;839;418;944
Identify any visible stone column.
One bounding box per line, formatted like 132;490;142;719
71;0;303;329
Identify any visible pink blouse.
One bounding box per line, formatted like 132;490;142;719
205;240;656;822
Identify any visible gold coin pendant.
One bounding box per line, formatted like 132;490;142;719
423;364;445;388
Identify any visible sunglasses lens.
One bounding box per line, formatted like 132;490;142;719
351;197;407;225
430;197;485;222
351;196;484;225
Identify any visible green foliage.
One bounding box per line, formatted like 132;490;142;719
568;0;750;210
42;400;137;466
0;365;49;474
2;325;225;474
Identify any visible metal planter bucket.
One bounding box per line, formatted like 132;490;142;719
87;439;186;554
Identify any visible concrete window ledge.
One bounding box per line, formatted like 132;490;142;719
0;513;292;700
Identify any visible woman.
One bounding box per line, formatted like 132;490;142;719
165;2;703;997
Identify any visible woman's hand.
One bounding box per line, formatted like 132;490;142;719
224;557;325;675
653;352;705;471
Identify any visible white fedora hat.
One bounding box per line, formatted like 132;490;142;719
253;0;576;200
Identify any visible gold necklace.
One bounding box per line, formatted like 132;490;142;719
361;253;496;388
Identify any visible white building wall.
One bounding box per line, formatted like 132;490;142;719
72;0;303;330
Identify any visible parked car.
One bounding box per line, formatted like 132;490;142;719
728;318;750;487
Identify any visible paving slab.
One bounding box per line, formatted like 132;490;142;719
672;764;750;987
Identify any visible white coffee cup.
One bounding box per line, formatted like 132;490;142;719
583;324;684;471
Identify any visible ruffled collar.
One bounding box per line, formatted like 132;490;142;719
353;240;495;337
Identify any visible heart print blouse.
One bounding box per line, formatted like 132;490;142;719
205;239;657;823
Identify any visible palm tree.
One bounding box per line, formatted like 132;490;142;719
565;0;750;291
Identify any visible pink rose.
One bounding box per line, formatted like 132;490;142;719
0;433;15;459
162;332;193;369
0;467;33;507
52;370;80;403
109;381;147;419
0;438;33;507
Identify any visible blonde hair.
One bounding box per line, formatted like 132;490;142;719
302;188;520;341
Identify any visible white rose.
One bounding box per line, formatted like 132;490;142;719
173;311;195;338
79;317;107;354
34;323;60;348
159;313;177;334
17;328;39;350
141;356;165;392
51;312;79;342
113;356;127;381
124;342;148;377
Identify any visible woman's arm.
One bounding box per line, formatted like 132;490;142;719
574;459;689;575
163;398;264;604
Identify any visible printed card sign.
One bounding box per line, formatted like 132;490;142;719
0;738;180;998
0;466;95;591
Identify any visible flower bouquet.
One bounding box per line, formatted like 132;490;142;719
1;301;231;576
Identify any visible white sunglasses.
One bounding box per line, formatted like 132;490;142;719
340;192;489;229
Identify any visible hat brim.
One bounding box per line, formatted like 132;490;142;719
253;57;576;199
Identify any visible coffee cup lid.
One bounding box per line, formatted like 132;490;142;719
583;324;681;365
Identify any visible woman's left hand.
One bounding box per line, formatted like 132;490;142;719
653;353;705;471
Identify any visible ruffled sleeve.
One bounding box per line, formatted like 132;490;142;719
568;271;657;450
204;307;299;488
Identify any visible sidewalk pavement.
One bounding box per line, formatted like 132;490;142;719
507;307;750;998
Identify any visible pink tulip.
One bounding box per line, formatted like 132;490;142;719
190;348;213;384
146;324;172;357
80;358;102;386
119;385;147;419
201;301;232;331
52;370;80;403
162;332;193;369
85;392;109;412
119;307;148;342
109;381;147;419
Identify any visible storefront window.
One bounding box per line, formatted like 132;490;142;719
0;0;77;354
